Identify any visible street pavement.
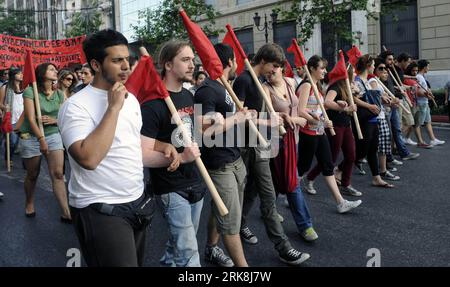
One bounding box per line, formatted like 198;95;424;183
1;128;449;267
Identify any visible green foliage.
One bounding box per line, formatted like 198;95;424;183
65;2;103;37
131;0;221;48
0;3;36;38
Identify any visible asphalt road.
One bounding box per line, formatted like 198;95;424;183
1;128;449;267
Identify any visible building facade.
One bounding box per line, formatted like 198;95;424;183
117;0;160;41
202;0;449;88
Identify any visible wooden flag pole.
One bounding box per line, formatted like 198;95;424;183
344;79;363;139
243;59;287;136
414;79;438;108
5;105;11;172
302;66;336;136
374;77;411;114
32;82;45;136
139;47;228;216
388;69;413;108
219;76;269;148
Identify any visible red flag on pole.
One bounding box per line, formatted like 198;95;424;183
287;39;307;68
0;111;13;133
328;50;348;86
179;9;223;80
222;28;245;75
125;55;169;105
346;45;362;70
22;50;36;90
284;60;294;78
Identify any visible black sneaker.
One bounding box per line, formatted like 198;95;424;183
205;245;234;267
355;162;366;175
240;226;258;245
279;248;310;265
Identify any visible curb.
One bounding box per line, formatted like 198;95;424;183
432;122;450;128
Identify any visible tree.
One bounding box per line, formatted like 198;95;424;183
65;2;103;37
281;0;413;61
0;2;36;38
131;0;221;50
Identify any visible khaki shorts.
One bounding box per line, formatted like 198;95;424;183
208;157;247;235
400;99;415;127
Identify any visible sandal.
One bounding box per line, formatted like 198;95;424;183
371;182;394;188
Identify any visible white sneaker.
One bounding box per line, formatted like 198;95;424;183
405;138;417;146
337;199;362;213
302;176;317;195
390;159;403;166
430;139;445;146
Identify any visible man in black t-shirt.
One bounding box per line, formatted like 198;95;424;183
140;40;205;267
233;43;310;266
195;43;256;267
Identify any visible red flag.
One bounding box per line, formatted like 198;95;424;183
287;39;307;68
222;27;245;75
125;55;169;105
179;9;223;80
346;45;362;70
22;50;37;90
284;60;294;78
0;111;13;133
328;50;348;86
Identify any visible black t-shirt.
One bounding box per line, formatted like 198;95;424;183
233;70;272;144
194;78;241;170
326;83;351;127
233;70;265;112
140;88;204;195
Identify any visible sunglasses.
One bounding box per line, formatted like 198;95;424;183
377;66;387;71
65;77;73;82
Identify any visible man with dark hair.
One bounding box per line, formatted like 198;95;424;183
58;29;155;266
380;50;419;162
195;43;256;267
140;40;207;267
415;60;445;146
233;43;311;266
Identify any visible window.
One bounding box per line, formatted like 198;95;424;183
236;0;253;5
321;11;352;68
235;28;254;56
380;0;418;59
274;21;297;67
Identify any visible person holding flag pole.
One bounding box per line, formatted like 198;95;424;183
306;51;363;198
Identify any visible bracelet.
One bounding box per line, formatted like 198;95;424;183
37;136;45;141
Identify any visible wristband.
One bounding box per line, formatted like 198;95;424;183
37;135;45;141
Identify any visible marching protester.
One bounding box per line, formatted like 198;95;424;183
0;67;24;163
306;65;363;196
368;58;400;181
297;55;362;211
195;43;254;267
415;59;445;146
353;55;394;188
57;69;76;100
379;51;419;162
262;60;318;241
58;30;152;267
72;64;94;94
19;62;71;220
189;71;207;95
140;40;206;267
234;43;310;265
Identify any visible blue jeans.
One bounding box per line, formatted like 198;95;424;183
157;192;204;267
389;107;409;158
286;185;313;232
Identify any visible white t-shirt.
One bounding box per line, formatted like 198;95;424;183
11;91;23;124
416;73;428;104
58;85;144;208
368;78;385;119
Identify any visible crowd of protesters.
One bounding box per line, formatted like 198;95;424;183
0;28;447;266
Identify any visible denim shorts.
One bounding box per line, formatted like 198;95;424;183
414;103;431;126
19;132;64;158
